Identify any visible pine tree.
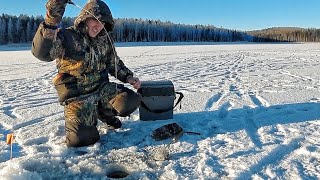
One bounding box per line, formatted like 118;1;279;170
0;18;6;44
16;17;22;43
7;18;14;43
32;21;38;38
26;19;33;42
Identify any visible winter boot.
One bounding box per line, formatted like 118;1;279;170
102;117;122;130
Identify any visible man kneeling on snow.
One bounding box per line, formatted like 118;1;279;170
31;0;141;147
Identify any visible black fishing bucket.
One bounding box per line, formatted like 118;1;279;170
138;80;183;121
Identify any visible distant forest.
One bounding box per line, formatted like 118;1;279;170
248;27;320;42
0;14;320;45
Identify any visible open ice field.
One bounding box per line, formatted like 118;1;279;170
0;42;319;179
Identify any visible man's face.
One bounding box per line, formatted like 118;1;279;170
85;18;105;38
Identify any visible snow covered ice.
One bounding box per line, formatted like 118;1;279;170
0;42;320;179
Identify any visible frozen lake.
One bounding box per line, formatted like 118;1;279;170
0;42;319;179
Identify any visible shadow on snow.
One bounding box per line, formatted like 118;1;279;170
97;101;320;178
2;102;318;178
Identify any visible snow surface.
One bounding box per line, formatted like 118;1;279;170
0;42;320;179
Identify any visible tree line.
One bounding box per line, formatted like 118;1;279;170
0;14;320;45
248;27;320;42
0;14;248;45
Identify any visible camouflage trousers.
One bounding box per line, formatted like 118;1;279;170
64;83;141;147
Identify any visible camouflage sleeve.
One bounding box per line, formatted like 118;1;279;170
45;0;68;26
106;41;133;83
31;22;65;62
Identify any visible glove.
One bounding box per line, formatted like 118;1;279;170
127;76;141;89
45;0;69;26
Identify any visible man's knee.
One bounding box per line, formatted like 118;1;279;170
65;122;100;147
110;88;142;117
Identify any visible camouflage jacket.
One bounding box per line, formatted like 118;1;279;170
31;0;133;103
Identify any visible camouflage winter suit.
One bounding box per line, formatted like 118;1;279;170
31;0;141;147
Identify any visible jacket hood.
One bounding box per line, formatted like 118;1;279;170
74;0;114;32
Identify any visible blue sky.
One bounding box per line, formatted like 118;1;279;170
0;0;319;31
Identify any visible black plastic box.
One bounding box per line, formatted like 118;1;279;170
138;80;175;120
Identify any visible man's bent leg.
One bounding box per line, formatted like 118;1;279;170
64;100;99;147
65;121;99;147
98;86;141;128
108;87;142;117
97;102;122;129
